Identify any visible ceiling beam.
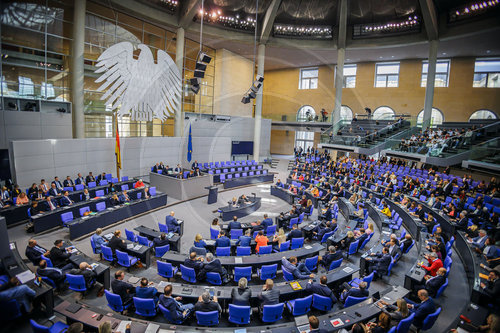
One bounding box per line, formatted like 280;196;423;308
260;0;282;44
178;0;202;29
419;0;439;40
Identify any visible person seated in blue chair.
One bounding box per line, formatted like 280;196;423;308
48;183;61;197
25;239;50;266
236;230;252;247
184;252;204;275
111;270;135;306
118;190;131;203
311;221;332;241
0;276;36;312
165;211;181;234
154;233;170;248
364;246;392;278
215;231;230;248
306;275;337;304
262;214;273;230
308;315;328;333
319;245;343;269
281;256;315;280
63;176;74;188
194;291;222;314
91;228;107;254
197;253;228;284
251;220;265;234
228;216;241;231
37;259;67;291
275;179;283;187
194;234;207;248
159;284;194;322
339;281;368;303
404;289;436;329
287;224;303;241
69;262;102;294
135;277;158;304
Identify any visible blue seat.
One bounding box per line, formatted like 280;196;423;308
277;241;290;252
404;240;415;254
101;245;114;262
266;225;277;236
30;319;69;333
234;266;252;282
305;255;318;271
149;187;156;196
116;250;138;268
359;233;373;250
420;307;441;330
61;212;73;227
286;295;312;316
228;304;251;325
258;264;277;280
111;177;119;183
320;231;334;243
435;278;448;298
349;272;375;289
95;189;105;197
137;235;153;247
216;247;231;256
443;256;452;269
180;264;196;283
312;293;333;312
157;260;177;279
289;217;299;229
122;176;129;181
66;274;88;293
159;303;185;324
41;254;53;267
236;246;251;256
329;258;343;271
291;237;304;249
210;228;219;240
125;229;137;242
305;205;314;218
230;229;243;239
261;303;284;323
282;267;294;281
79;206;90;217
133;297;157;317
206;272;222;285
395;312;415;333
196;310;219;326
96;201;106;211
99;180;108;186
155;244;170;257
344;296;367;308
158;223;168;233
0;299;22;321
105;290;130;313
121;185;129;191
63;186;73;192
40;276;56;288
346;240;359;258
75;184;84;191
88;181;96;188
259;245;272;254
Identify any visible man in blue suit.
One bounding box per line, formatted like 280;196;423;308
48;183;61;197
228;216;241;232
470;229;488;251
305;275;337;303
135;277;158;304
365;246;392;277
52;177;63;191
165;211;181;234
262;214;273;229
340;281;368;302
312;221;332;241
405;289;436;329
215;231;231;248
236;230;252;247
159;284;194;323
59;191;73;207
281;256;314;280
287;224;303;241
319;245;343;269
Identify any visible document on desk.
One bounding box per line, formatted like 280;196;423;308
235;257;243;264
16;270;36;284
133;245;142;251
116;321;131;333
304;245;312;249
342;267;354;274
158;330;175;333
145;323;160;333
126;244;134;249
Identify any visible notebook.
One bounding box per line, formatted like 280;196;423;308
290;281;302;290
65;303;82;313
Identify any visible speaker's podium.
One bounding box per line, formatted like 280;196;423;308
205;186;218;204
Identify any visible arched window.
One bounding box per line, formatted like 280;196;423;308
340;105;353;122
295;105;315;150
417;108;444;127
297;105;316;122
469;109;498;120
373;106;396;120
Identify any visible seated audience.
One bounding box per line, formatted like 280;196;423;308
281;256;314;279
404;289;436;329
236;229;252;247
183;252;204;275
194;291;222;314
91;228;107;254
165;211;181;234
135;277;158;304
25;239;50;266
306;275;337;304
153;233;170;248
197;253;227;283
111;270;135;305
194;234;207;248
159;285;194;322
69;262;99;291
0;277;36;312
231;277;251;306
255;231;269;253
37;259;66;290
258;279;280;310
49;239;74;271
419;252;443;277
215;230;230;248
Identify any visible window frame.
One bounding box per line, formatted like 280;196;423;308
374;62;400;88
421;59;451;88
469;109;499;120
299;67;319;90
416;107;445;128
373;106;396;120
473;58;500;88
336;64;357;88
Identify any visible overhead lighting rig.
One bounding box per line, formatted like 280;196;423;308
241;75;264;104
354;15;421;38
190;51;212;94
449;0;500;22
274;24;333;39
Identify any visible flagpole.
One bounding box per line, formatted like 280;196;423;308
114;112;121;180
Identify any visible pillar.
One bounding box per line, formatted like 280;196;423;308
253;43;265;162
174;27;185;137
71;0;86;138
422;39;438;130
332;0;347;133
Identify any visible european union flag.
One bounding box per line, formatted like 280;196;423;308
187;124;193;162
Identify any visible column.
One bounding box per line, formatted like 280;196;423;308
174;27;185;137
253;43;265;162
422;40;438;130
332;0;347;133
71;0;86;138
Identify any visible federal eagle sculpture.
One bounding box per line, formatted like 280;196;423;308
95;42;181;121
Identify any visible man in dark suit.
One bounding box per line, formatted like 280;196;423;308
111;270;135;305
37;259;66;290
281;256;314;280
152;163;161;173
480;270;500;300
416;267;446;297
108;230;127;254
319;246;343;269
312;222;332;241
340;281;369;302
191;160;199;170
228;216;241;232
42;196;58;211
48;183;61;197
63;176;74;188
308;315;328;333
183;252;204;275
287;224;303;241
422;213;437;234
197;253;227;283
75;173;86;186
49;240;74;271
159;285;194;322
25;239;50;266
400;234;413;254
153;233;170;248
443;180;453;197
305;275;337;303
385;239;402;259
86;172;96;184
165;211;181;234
215;230;230;248
405;289;436;329
236;230;252;247
59;191;73;207
258;279;280;310
455;211;469;231
52;177;63;191
96;172;107;184
365;247;392;277
69;262;97;290
432;197;442;210
135;278;158;304
194;291;222;313
355;229;369;250
318;189;333;206
251;220;265;235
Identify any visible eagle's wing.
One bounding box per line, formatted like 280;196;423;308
146;49;182;120
95;41;135;110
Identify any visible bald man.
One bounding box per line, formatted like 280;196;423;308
165;211;181;234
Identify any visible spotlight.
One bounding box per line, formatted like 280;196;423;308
194;69;205;78
248;91;256;99
195;62;207;71
198;52;212;64
190;77;201;94
241;75;264;104
241;95;251;104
